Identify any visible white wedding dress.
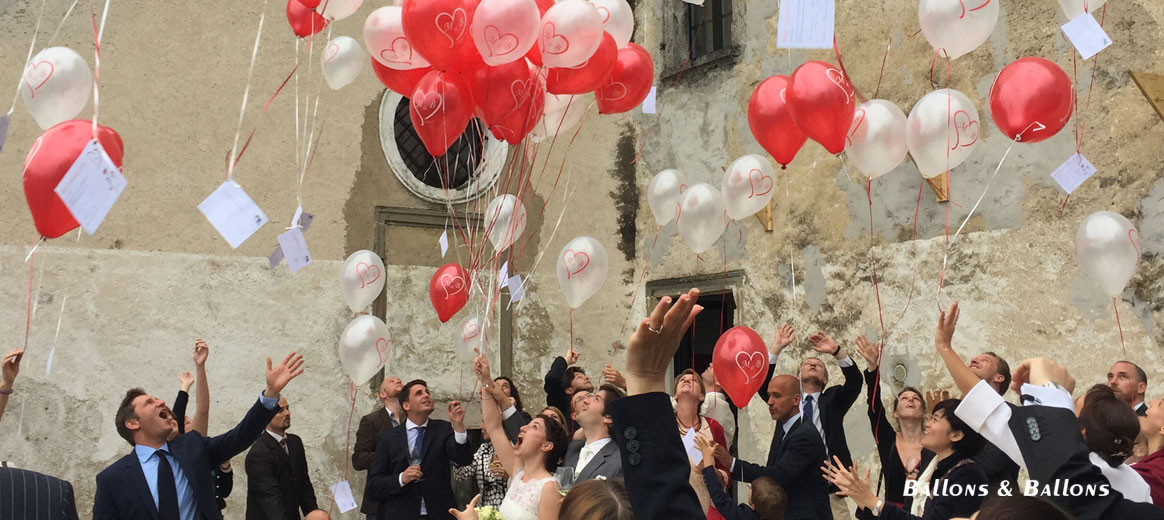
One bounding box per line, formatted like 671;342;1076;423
497;469;557;520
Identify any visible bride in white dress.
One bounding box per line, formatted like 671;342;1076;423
453;353;569;520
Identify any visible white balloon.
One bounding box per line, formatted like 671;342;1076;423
1076;211;1140;298
364;6;430;70
648;169;686;226
722;155;776;220
556;236;609;309
470;0;541;66
918;0;999;60
21;46;92;130
589;0;634;48
318;0;364;20
846;99;909;179
454;314;487;359
538;0;604;68
676;183;726;254
906;89;980;178
340;250;386;312
484;194;528;252
339;315;391;384
530;93;588;142
1059;0;1106;20
322;37;365;90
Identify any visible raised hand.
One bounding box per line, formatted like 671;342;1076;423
265;352;305;398
564;347;580;365
449;494;480;520
472;349;492;383
193;339;209;367
935;301;960;350
808;331;840;357
1;349;25;389
694;434;716;469
448;401;466;431
179;371;194;392
924;389;950;408
624;289;703;396
854;335;880;369
821;456;878;509
603;363;627;389
1012;358;1075;395
772;324;796;355
711;440;732;469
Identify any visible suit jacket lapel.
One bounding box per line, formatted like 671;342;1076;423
581;442;616;480
123;454;160;519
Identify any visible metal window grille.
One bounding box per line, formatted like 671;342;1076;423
688;0;733;60
393;97;485;190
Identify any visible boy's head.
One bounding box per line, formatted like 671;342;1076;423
749;477;787;520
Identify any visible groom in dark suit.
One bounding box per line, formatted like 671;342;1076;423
365;379;473;520
716;374;831;520
93;352;305;520
561;384;624;481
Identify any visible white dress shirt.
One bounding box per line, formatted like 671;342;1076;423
575;437;613;477
398;417;469;515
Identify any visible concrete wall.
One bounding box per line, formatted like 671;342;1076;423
0;0;1163;517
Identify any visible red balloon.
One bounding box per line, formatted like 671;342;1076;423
712;326;770;408
297;0;321;8
989;57;1074;144
286;0;328;38
595;43;654;115
469;61;543;142
23;120;124;239
410;70;476;157
546;32;618;95
786;60;856;155
748;75;807;168
429;263;470;323
403;0;475;71
488;74;544;144
371;58;431;96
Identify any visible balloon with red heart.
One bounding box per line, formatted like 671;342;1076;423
712;326;770;408
594;43;653;115
23;119;124;239
469;0;541;66
786;60;856;155
403;0;475;71
556;236;609;309
546;32;617;95
430;263;471;322
522;0;556;66
989;57;1074;144
409;70;476;157
286;0;329;38
747;75;807;169
371;58;432;96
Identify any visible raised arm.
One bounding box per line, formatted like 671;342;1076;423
758;325;795;402
934;302;979;396
192;340;211;436
205;352;303;463
479;387;517;476
855;336;895;448
0;349;25;425
808;331;861;411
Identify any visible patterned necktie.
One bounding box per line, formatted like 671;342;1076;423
411;426;426;462
155;449;180;520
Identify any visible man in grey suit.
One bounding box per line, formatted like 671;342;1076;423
562;383;625;481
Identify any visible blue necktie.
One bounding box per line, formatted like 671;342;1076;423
803;395;815;426
155;450;179;520
411;426;426;462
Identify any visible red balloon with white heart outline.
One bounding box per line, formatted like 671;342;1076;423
430;263;471;322
594;43;653;115
713;326;770;408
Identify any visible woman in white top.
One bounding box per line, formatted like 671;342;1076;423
454;352;569;520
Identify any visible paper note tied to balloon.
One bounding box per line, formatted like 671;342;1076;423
682;427;703;465
331;481;357;513
499;261;509;288
53;140;127;235
1052;153;1097;194
278;227;312;273
198;180;268;249
439;229;449;257
1062;13;1112;60
777;0;835;49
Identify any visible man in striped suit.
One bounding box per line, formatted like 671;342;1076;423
0;466;80;520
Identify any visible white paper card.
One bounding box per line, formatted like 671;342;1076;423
508;275;525;302
0;113;10;152
439;230;449;257
198;180;268;249
1062;13;1111;60
1051;153;1098;194
331;481;358;513
53;140;127;235
499;261;509;288
277;227;312;273
777;0;835;49
642;86;657;114
682;427;702;465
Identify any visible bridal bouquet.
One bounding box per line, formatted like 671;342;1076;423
476;506;504;520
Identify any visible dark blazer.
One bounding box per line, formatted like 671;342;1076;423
1008;405;1164;520
735;417;831;520
544;356;578;431
701;465;758;520
364;418;474;520
611;392;705;518
352;407;398;515
245;432;318;519
93;398;277;520
501;408;532;445
561;438;624;481
213;467;233;510
0;467;80;520
756;357;862;469
873;456;987;520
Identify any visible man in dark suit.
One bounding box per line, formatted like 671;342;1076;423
353;376;404;519
562;383;624;481
93;352;305;520
544;346;593;432
717;374;831;520
0;467;80;520
245;396;319;519
365;379;473;520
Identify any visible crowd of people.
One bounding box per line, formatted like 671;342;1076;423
4;291;1164;520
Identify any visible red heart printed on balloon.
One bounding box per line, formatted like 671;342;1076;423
462;322;481;341
356;261;381;288
484;25;519;57
541;22;570;55
597;6;611;23
563;249;590;279
951;110;979;149
24;61;54;99
957;0;992;19
381;37;414;65
324;43;340;64
847;107;866;146
748;169;773;198
375;338;391;364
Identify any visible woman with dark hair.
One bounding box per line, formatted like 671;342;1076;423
855;336;936;512
559;478;635;520
495;376;532;419
1075;384;1152;503
823;399;987;520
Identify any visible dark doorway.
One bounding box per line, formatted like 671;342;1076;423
672;291;736;377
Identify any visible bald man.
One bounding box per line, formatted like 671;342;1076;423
353;376;404;519
714;375;831;520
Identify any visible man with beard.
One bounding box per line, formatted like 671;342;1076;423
353;376;404;518
94;352;305;520
245;396;320;519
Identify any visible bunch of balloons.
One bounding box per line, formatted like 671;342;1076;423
337;250;392;384
286;0;364;37
747;60;856;168
362;0;654;156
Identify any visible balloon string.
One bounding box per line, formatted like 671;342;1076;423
7;0;49;116
1072;4;1107;154
912;180;924;236
832;36;867;103
866;179;886;338
231;62;304;174
872;35;892;100
619;230;661;340
330;380;357;519
1114;299;1126;358
89;0;110;139
226;0;269;180
23;247;37;351
569;308;575;352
